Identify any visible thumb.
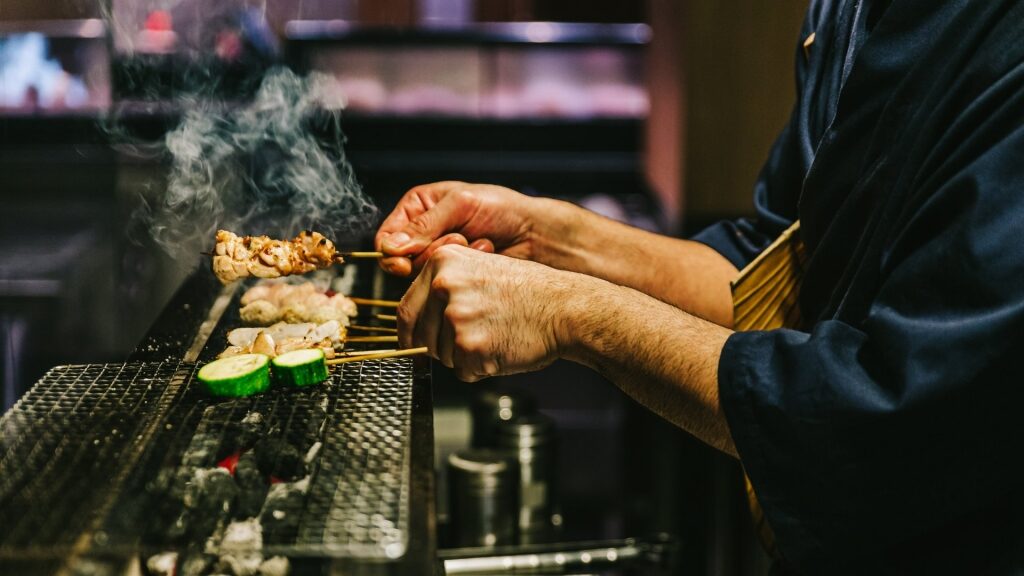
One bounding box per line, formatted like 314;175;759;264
411;233;470;271
469;238;495;253
381;191;476;256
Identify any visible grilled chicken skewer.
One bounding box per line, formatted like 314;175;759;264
221;321;344;359
220;322;400;359
212;229;342;284
239;281;358;325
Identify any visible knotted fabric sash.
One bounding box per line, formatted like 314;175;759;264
729;220;807;557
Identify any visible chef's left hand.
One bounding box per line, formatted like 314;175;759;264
398;244;576;382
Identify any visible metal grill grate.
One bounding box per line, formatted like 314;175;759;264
0;358;415;566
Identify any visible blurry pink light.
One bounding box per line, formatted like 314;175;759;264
525;22;558;43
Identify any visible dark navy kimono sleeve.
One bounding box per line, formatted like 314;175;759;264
714;1;1024;572
720;134;1024;567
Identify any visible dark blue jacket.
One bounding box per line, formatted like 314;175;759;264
694;1;1024;573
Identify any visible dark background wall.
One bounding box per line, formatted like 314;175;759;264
469;0;812;231
680;1;809;228
0;0;97;19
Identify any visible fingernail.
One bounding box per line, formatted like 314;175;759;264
383;232;411;251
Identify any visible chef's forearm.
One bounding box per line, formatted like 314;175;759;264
556;275;738;457
526;198;738;327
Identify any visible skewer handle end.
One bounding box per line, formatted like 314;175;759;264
326;346;429;365
340;251;385;259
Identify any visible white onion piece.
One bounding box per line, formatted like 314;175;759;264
268;322;316;340
227;327;263;347
311;320;341;342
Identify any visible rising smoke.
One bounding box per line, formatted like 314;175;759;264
144;68;378;257
102;1;378;263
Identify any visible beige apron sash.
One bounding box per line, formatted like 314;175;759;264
730;220;807;557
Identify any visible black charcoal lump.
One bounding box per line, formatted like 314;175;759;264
259;477;310;545
181;468;239;541
234;452;270;519
254;437;306;481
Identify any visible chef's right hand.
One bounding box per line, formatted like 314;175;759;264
375;181;537;277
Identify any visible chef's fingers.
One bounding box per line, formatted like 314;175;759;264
378;182;448;243
380;238;492;277
437;310;456;369
376;181;467;252
380;257;411;277
380;255;414;277
413;285;447;361
469;238;495;253
397;261;436;349
453;337;497;383
380;186;480;257
410;233;470;272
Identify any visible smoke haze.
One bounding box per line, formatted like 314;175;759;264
144;68;377;258
100;1;378;263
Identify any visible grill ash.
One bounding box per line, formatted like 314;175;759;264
147;396;328;576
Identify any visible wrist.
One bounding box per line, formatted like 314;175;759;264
550;271;620;368
524;197;592;269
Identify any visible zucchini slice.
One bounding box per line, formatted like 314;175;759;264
198;354;271;397
272;348;329;387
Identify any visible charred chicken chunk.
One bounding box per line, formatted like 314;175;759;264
212;230;342;284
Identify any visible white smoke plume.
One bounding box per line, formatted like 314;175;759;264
98;0;378;263
141;68;377;258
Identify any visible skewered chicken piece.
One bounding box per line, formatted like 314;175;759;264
220;321;344;359
238;281;358;326
212;230;341;284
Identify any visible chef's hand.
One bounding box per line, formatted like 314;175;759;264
376;181;538;277
398;243;738;456
398;244;574;382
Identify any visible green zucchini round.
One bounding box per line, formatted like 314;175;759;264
198;354;271;397
272;348;330;388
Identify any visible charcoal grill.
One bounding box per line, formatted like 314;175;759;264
0;264;436;575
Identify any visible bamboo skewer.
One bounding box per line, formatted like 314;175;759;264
334;348;398;357
344;335;399;343
326;347;429;365
348;324;399;334
337;251;385;259
375;314;397;322
350;297;401;308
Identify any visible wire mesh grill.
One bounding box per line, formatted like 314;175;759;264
0;358;414;566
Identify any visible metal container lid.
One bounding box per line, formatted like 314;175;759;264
473;389;536;421
448;449;518;490
449;450;512;474
496;412;555;449
471;388;537;448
